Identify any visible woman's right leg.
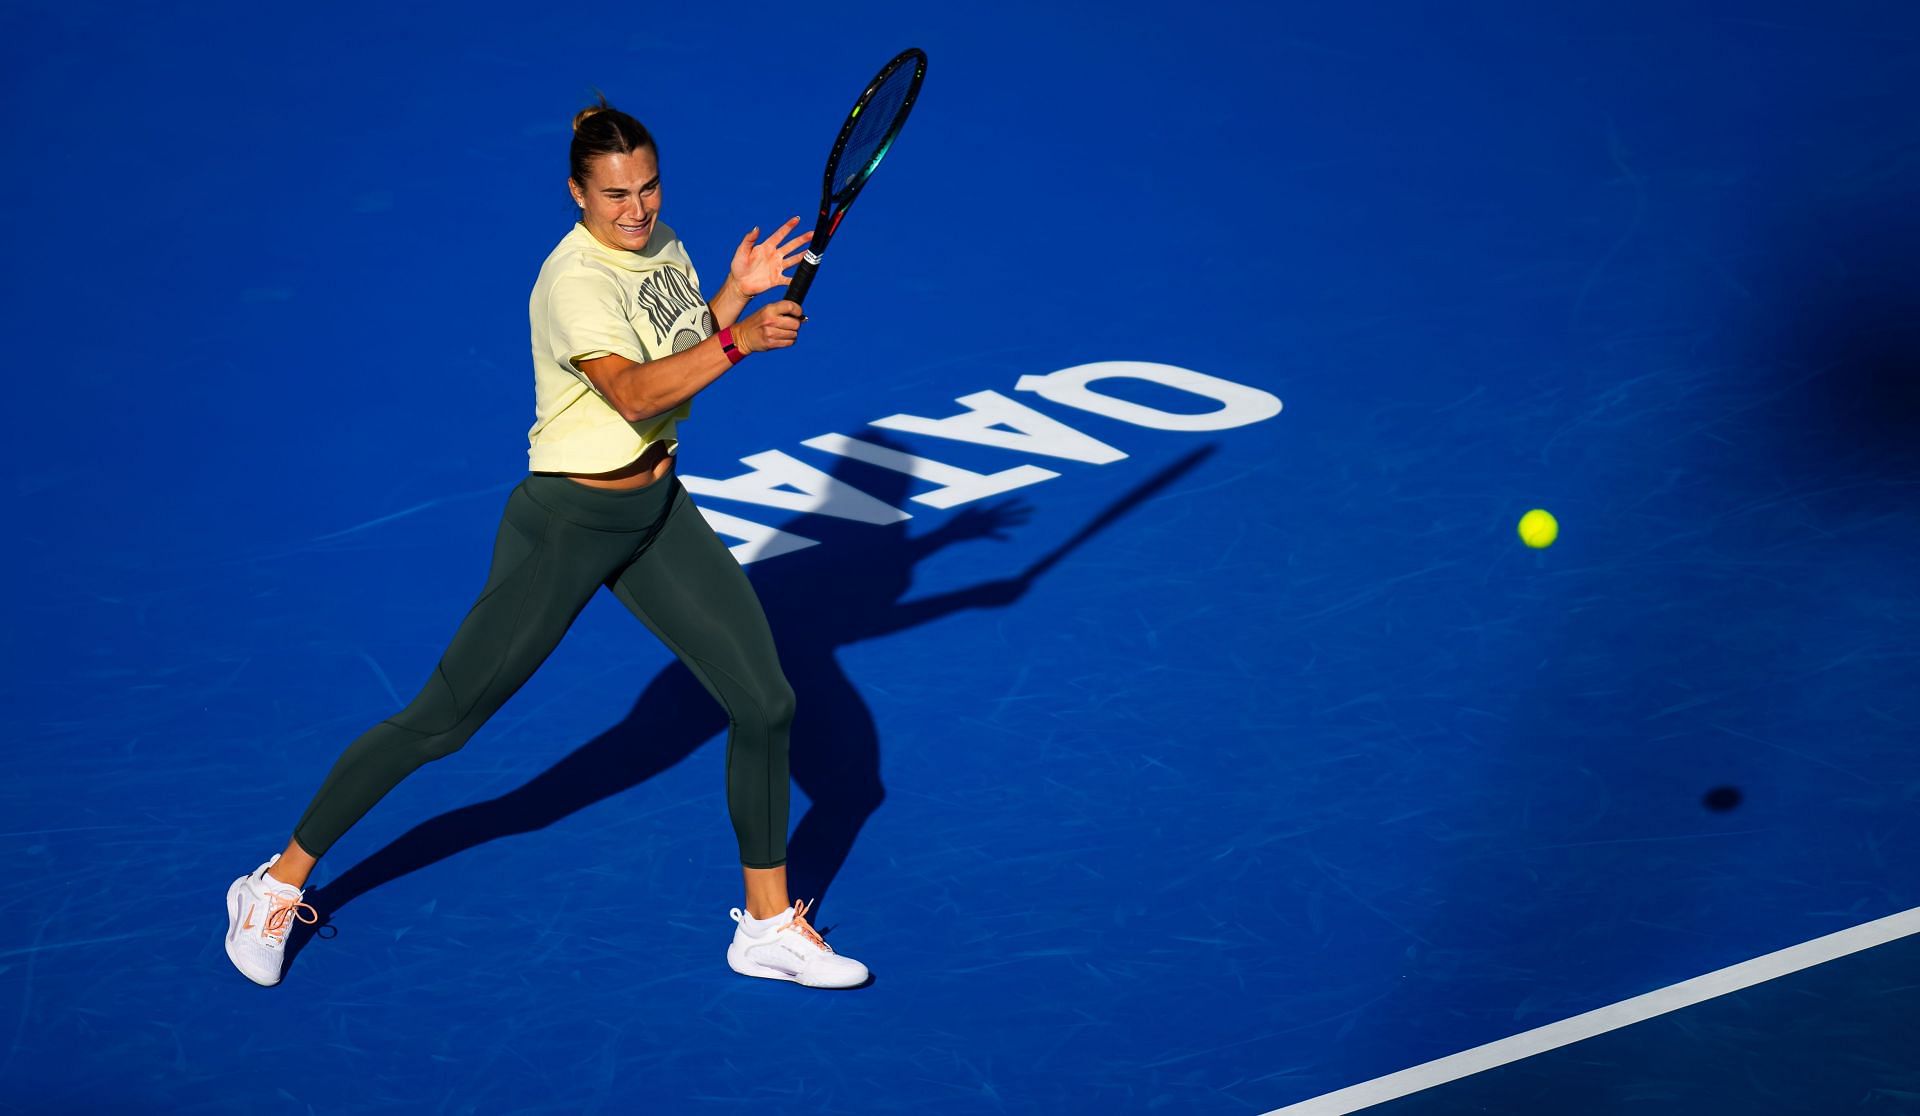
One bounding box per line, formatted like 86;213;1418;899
277;480;635;882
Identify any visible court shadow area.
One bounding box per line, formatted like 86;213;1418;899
288;440;1215;963
1760;200;1920;475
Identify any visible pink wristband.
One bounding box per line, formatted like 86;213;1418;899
718;327;747;365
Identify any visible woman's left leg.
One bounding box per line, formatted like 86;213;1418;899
605;480;796;885
609;480;870;988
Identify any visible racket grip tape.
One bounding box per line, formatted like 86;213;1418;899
786;253;821;307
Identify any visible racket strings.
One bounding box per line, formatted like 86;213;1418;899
833;66;917;198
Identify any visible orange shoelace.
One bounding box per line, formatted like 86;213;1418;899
777;898;833;953
263;893;319;943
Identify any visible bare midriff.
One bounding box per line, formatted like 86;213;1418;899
557;440;675;490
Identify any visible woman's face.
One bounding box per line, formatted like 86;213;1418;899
569;147;662;252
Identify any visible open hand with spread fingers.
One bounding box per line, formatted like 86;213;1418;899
730;217;814;299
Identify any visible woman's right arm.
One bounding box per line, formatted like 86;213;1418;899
577;300;805;424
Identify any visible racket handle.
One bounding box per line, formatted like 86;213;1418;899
786;255;820;307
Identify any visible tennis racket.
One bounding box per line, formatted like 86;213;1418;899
783;47;928;307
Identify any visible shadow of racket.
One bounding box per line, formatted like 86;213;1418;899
1016;444;1219;585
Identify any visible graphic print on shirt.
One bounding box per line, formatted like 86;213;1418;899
634;265;707;351
674;310;717;354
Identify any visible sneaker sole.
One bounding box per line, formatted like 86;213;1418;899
726;943;867;989
224;876;283;988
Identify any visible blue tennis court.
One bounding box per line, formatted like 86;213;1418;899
5;1;1919;1112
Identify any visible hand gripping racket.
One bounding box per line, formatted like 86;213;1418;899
783;48;928;307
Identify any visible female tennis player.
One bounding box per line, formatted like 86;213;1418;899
222;100;869;991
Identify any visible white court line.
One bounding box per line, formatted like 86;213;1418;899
1264;904;1920;1115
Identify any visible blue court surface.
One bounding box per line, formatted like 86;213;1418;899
5;2;1920;1112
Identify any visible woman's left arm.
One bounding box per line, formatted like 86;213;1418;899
711;216;812;329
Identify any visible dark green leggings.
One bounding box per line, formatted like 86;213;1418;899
291;471;793;868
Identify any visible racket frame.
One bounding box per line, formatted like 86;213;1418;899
785;47;928;306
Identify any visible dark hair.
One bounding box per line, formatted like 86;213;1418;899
569;96;656;188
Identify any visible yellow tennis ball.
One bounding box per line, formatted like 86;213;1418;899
1518;509;1558;548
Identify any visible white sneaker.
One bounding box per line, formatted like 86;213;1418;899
224;854;318;987
727;899;869;989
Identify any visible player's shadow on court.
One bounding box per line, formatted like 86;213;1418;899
1764;200;1920;470
288;440;1214;968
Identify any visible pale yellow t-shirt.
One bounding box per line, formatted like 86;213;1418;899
526;221;716;473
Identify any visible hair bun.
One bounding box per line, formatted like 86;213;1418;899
572;104;609;134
